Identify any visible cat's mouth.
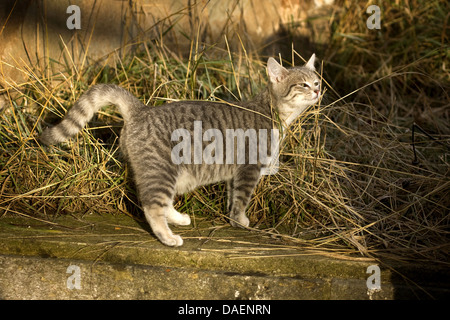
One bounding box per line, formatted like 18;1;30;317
311;91;321;101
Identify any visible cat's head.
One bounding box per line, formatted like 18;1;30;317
267;54;321;124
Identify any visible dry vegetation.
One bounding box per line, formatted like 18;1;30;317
0;0;448;266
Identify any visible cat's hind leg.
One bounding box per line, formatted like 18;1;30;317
137;178;184;246
143;203;184;246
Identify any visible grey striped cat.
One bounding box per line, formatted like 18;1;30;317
40;55;321;246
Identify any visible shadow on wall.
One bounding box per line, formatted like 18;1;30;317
0;0;333;90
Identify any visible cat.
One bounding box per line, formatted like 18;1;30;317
40;54;321;246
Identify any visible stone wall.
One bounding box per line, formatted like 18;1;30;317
0;0;333;89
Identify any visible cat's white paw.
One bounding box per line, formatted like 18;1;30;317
160;234;184;247
176;214;191;226
167;207;191;226
230;215;250;228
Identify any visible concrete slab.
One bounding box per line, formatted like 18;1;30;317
0;214;448;299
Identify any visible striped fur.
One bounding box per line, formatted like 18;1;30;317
40;55;321;246
40;84;141;145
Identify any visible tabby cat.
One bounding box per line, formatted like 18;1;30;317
40;54;321;246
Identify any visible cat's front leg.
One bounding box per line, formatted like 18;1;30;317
228;166;261;228
229;209;250;228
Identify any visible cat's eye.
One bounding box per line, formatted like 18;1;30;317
314;81;320;86
298;83;309;88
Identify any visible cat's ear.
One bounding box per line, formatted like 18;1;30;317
267;58;289;83
305;54;316;71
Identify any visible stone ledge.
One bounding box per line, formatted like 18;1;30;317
0;214;448;299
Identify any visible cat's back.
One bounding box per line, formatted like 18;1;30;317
128;98;272;133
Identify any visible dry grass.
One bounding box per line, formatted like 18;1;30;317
0;0;448;266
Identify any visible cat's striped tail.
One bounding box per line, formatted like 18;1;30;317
40;84;144;145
